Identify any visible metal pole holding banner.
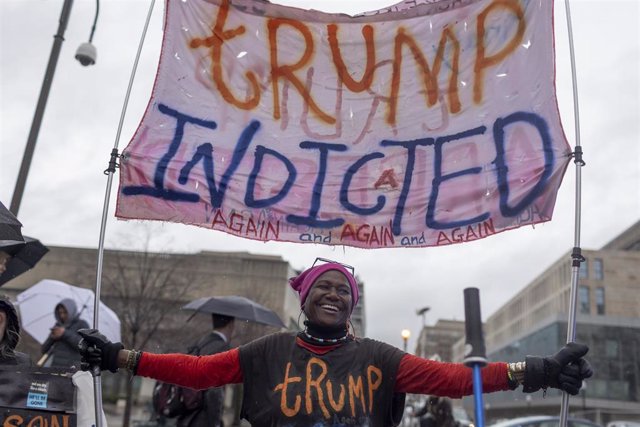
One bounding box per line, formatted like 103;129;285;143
90;1;157;426
560;1;586;426
463;288;488;427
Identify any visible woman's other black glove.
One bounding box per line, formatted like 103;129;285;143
78;328;123;373
523;342;593;394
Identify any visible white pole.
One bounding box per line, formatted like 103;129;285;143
91;1;157;426
560;1;586;426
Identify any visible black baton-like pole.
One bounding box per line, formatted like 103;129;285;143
463;288;488;427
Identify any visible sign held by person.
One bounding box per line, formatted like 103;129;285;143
0;368;77;426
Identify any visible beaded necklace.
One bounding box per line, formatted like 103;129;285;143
303;329;349;344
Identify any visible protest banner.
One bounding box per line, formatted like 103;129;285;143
117;0;570;248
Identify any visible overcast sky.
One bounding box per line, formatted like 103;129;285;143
1;0;638;351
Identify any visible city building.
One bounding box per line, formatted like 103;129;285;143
415;319;465;361
451;220;640;424
5;246;367;349
424;221;640;425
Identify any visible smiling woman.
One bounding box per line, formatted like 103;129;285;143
77;259;594;427
290;262;358;343
303;270;353;326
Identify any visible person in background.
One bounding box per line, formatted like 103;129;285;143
78;260;593;427
177;313;235;427
414;396;458;427
41;299;89;368
0;295;32;366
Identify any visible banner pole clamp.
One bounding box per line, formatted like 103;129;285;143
570;146;585;166
103;148;120;175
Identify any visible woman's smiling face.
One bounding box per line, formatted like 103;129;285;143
304;270;352;327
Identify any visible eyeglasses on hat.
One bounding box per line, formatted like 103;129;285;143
311;257;355;276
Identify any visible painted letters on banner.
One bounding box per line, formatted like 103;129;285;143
117;0;571;249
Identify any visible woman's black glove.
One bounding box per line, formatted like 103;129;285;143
78;329;123;373
523;342;593;395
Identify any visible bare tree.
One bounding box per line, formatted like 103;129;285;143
102;228;197;427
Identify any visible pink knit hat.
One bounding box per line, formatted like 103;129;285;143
289;263;359;312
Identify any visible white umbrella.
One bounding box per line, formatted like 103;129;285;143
16;279;121;344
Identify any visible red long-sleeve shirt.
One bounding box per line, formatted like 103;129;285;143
138;337;510;398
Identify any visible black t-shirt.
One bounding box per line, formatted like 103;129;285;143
239;332;405;427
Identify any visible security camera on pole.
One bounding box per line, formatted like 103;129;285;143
76;42;97;66
75;0;99;66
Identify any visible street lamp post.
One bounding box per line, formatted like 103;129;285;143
10;0;74;215
10;0;98;216
415;307;430;357
416;306;430;327
401;329;411;353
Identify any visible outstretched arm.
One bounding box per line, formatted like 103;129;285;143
77;329;243;389
395;355;510;397
395;342;593;398
134;349;243;389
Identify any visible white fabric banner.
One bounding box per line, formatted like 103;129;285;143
117;0;570;248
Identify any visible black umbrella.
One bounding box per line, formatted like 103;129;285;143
0;236;49;287
183;296;286;329
0;201;24;245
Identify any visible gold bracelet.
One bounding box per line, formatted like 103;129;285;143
508;361;526;385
